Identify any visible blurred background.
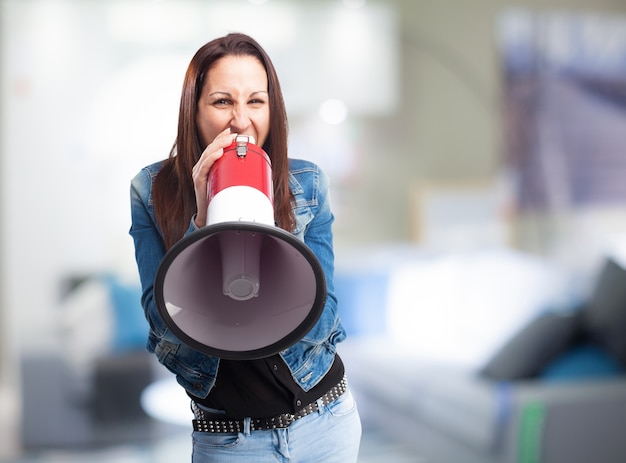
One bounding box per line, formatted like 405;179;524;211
2;0;626;462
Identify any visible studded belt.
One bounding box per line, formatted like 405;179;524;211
191;376;348;433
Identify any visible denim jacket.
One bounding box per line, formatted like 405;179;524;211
129;158;346;399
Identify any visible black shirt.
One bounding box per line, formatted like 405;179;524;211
190;353;344;419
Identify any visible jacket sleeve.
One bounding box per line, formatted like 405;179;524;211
129;168;199;345
302;166;336;303
293;163;344;346
129;169;168;344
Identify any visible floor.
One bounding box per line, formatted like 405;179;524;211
2;345;423;462
2;426;420;463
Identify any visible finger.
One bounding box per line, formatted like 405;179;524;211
215;128;238;149
198;130;237;163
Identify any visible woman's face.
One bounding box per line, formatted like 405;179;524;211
196;54;270;148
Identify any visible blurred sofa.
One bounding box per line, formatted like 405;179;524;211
20;274;160;449
336;248;626;463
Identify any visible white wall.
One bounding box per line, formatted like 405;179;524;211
0;0;397;346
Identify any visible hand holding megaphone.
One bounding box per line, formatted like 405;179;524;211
192;128;239;228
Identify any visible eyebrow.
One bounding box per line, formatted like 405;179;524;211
208;91;269;98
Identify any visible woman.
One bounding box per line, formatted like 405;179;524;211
129;33;361;462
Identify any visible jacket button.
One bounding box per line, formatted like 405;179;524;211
193;382;203;390
296;400;302;407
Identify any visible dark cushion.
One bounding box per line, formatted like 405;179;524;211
539;343;624;382
584;257;626;367
479;310;582;381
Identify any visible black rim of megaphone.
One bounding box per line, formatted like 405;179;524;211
153;221;327;360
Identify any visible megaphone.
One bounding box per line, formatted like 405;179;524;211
154;135;327;360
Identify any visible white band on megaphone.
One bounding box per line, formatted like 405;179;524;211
207;185;274;226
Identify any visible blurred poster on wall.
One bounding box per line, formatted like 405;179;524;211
498;10;626;213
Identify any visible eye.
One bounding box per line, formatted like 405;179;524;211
212;98;231;106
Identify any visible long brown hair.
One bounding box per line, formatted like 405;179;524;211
153;33;294;250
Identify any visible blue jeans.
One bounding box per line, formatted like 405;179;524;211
191;390;361;462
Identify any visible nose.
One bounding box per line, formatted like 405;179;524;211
230;106;252;133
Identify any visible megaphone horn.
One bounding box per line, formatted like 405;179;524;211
154;135;327;360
